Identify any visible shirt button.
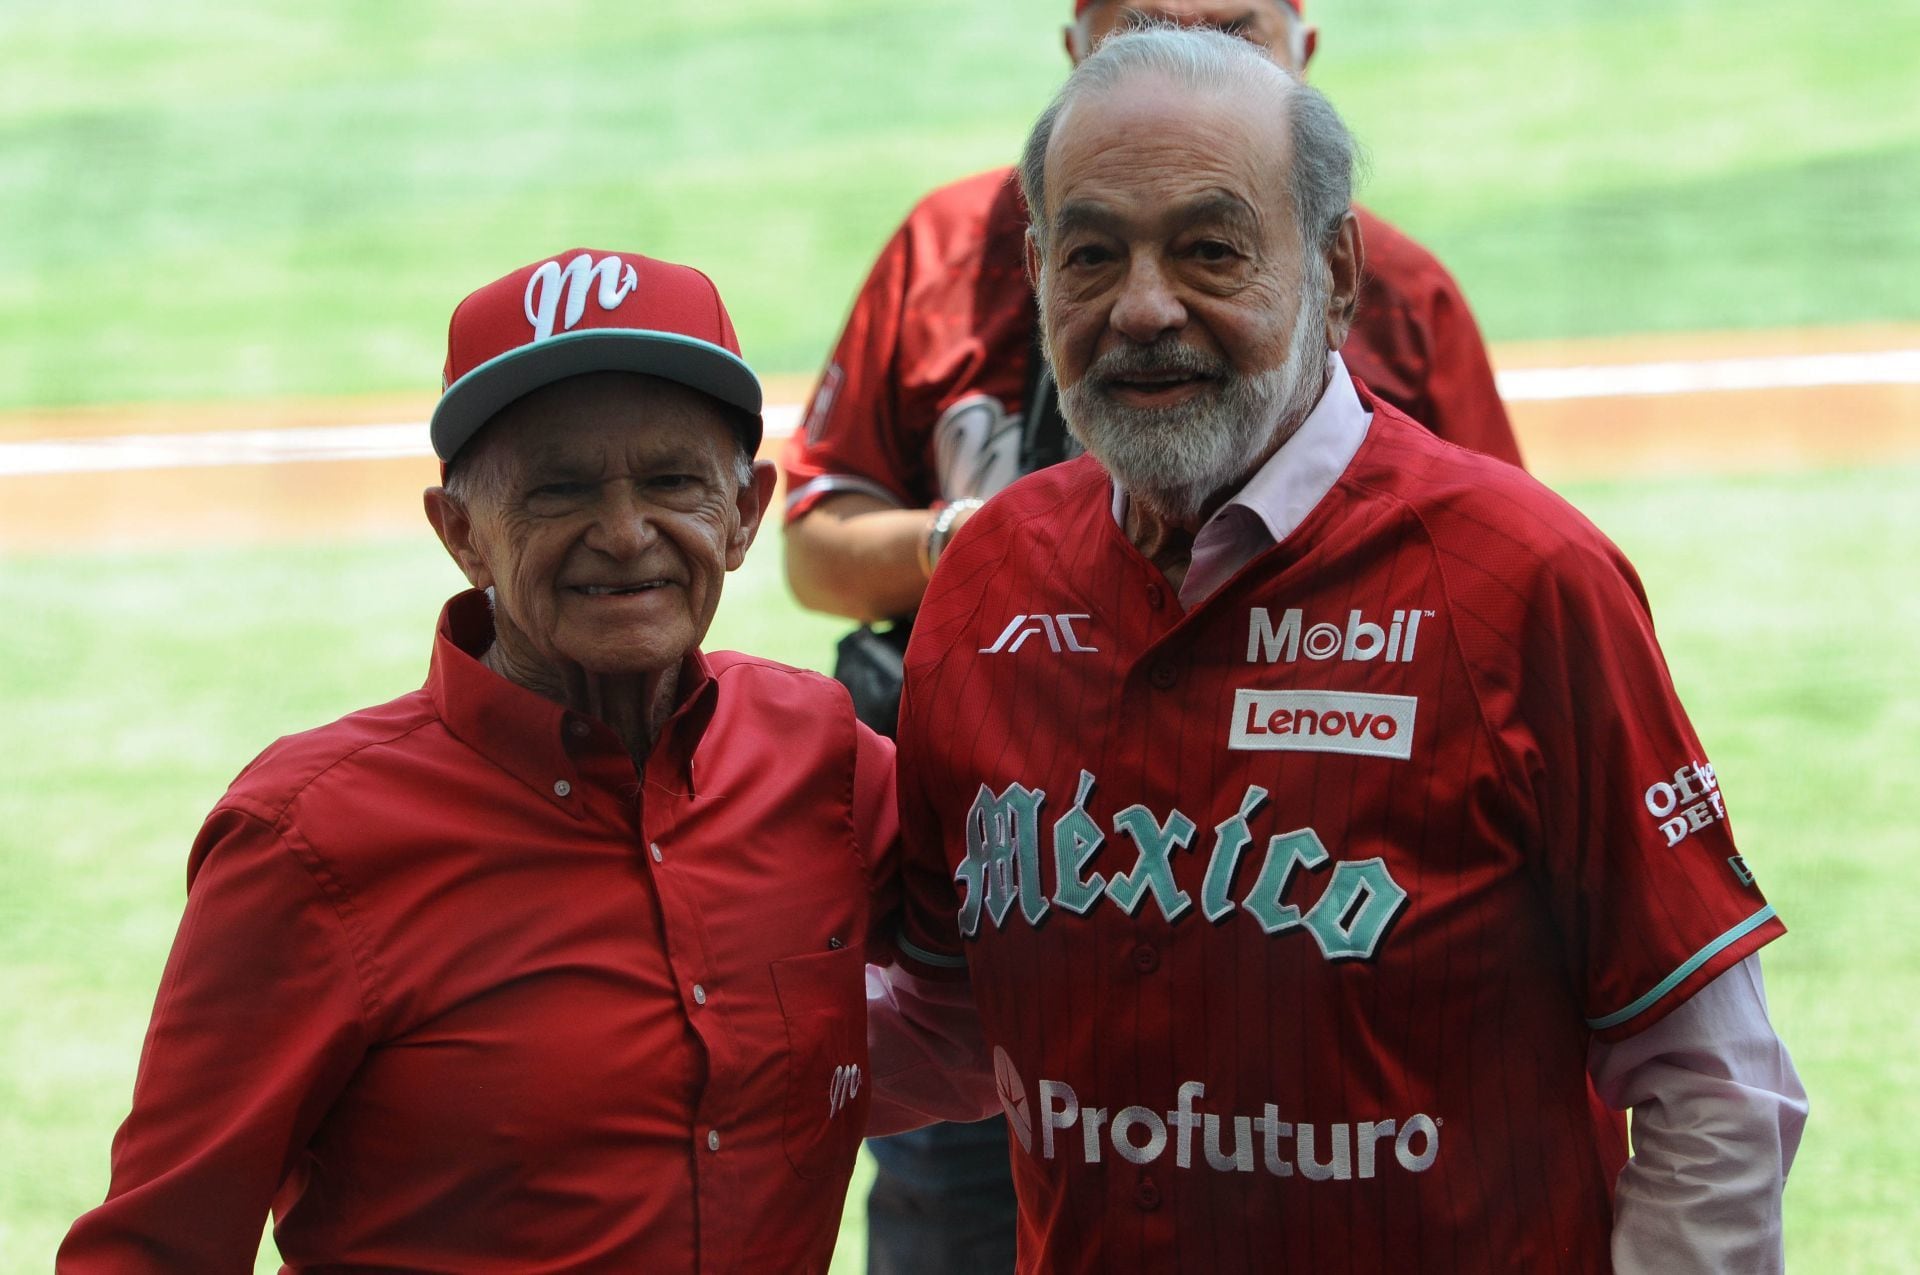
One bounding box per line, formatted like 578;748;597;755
1148;662;1177;690
1146;584;1164;610
1131;942;1159;974
707;1129;721;1152
552;779;572;797
692;983;707;1005
568;719;591;739
1135;1175;1161;1211
649;842;664;863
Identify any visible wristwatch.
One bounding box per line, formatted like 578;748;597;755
920;498;985;579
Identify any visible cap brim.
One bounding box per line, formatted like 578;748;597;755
430;329;764;463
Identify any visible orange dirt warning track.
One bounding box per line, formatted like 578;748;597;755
1;326;1915;554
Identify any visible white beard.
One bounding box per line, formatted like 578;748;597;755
1054;276;1330;525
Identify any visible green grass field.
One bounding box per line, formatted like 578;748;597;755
5;0;1915;1268
2;0;1916;409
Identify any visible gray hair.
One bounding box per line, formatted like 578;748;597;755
1019;25;1355;261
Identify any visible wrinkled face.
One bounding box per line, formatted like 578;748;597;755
1079;1;1305;72
1034;77;1332;520
445;372;761;681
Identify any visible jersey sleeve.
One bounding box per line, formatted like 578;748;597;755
1415;270;1523;468
58;807;372;1272
781;222;925;523
1345;207;1524;468
1517;540;1784;1042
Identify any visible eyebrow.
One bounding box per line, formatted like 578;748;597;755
1051;190;1262;241
1176;191;1262;237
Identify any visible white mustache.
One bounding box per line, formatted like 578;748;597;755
1086;340;1229;385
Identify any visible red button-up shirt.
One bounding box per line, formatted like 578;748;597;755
60;590;898;1274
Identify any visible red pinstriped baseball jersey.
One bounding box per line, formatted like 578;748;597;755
893;390;1782;1274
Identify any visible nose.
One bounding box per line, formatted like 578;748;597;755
1108;257;1186;346
583;484;656;558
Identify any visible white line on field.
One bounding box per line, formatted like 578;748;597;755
2;353;1914;478
1494;348;1920;401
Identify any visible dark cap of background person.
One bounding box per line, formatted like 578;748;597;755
429;249;763;468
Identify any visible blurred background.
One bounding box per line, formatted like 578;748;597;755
3;0;1916;1268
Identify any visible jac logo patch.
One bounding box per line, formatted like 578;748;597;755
524;253;639;341
980;613;1098;654
1228;689;1417;760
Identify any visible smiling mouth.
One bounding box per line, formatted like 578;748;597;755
1107;372;1214;401
571;581;670;597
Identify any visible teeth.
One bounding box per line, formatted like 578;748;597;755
579;582;664;595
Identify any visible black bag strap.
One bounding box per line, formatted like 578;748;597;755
1018;303;1073;475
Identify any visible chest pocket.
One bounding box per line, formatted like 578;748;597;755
769;946;868;1179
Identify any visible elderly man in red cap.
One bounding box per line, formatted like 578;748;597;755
60;249;909;1273
782;4;1522;1271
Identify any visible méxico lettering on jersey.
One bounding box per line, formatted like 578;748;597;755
957;772;1410;961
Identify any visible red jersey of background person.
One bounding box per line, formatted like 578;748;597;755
782;168;1519;521
890;395;1782;1274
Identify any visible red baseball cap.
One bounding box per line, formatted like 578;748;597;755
429;248;763;465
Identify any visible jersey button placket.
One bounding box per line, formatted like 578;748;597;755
1148;661;1177;691
1134;1174;1162;1211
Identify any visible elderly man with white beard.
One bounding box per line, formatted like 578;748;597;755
878;25;1805;1275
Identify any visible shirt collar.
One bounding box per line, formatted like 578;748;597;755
1108;351;1371;543
427;589;716;812
1216;350;1371;545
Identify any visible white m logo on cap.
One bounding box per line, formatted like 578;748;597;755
524;253;639;340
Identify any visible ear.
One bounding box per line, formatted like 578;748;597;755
424;486;494;590
1322;211;1364;351
1024;227;1043;296
1063;22;1082;64
1299;24;1319;71
726;460;779;571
